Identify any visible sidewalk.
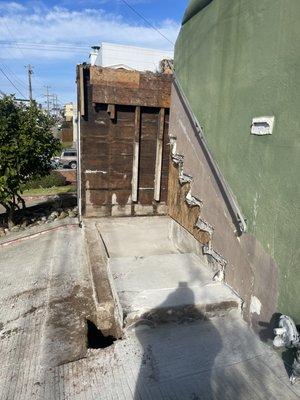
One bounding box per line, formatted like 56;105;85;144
0;220;298;399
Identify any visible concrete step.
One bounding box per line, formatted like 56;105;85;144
108;253;241;328
97;216;177;258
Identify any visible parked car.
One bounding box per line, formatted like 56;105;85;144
50;157;61;169
59;148;77;169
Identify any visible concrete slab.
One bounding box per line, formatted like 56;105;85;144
110;253;241;325
43;316;300;399
0;226;97;399
97;216;177;257
0;221;299;399
110;253;214;290
98;217;240;326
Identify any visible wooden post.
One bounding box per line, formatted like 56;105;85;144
107;104;115;120
131;106;141;202
79;65;85;116
154;108;165;201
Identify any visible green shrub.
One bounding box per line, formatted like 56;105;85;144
22;171;66;190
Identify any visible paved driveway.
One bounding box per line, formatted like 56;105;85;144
0;223;299;399
0;226;94;399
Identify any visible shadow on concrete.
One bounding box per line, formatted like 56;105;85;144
258;312;282;342
133;282;222;399
0;193;77;227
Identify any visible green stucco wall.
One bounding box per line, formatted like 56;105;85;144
175;0;300;322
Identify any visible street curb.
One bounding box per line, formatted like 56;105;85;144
0;219;79;247
84;220;123;338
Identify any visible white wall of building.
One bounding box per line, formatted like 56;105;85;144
72;104;78;146
90;42;173;72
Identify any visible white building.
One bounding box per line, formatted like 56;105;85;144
72;103;78;146
89;42;173;73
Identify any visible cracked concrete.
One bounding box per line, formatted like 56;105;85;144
0;220;299;399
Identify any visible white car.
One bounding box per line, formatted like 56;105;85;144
59;148;77;169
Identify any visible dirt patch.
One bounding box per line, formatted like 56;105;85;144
0;326;23;339
6;286;47;301
41;284;99;367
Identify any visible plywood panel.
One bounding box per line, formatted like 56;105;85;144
90;67;140;88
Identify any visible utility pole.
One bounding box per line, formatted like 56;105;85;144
53;94;58;116
25;64;34;101
44;85;51;114
55;94;58;117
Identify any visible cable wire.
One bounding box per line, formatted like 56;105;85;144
0;60;28;90
0;44;87;54
0;67;26;98
2;20;26;57
120;0;174;46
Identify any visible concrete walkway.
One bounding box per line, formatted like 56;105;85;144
0;219;299;399
98;217;240;327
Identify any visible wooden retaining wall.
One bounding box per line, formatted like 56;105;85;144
77;66;172;217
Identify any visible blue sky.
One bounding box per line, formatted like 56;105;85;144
0;1;188;106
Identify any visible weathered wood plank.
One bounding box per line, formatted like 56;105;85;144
107;104;116;119
90;67;140;88
92;86;171;108
80;66;171;217
79;65;85;116
132;106;140;202
154;108;165;201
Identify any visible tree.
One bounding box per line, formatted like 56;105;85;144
0;96;61;224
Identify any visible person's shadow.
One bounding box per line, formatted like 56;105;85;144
133;282;222;399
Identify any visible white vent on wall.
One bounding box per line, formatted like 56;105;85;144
251;116;274;135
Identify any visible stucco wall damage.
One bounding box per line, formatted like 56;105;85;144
168;83;278;333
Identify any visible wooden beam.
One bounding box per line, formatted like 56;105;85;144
79;65;85;116
107;104;116;120
131;106;141;202
154;108;165;201
92;86;171;108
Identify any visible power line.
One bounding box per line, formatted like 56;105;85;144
2;20;26;57
1;41;89;49
0;44;88;54
0;41;88;50
0;60;28;89
120;0;174;46
0;67;26;98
